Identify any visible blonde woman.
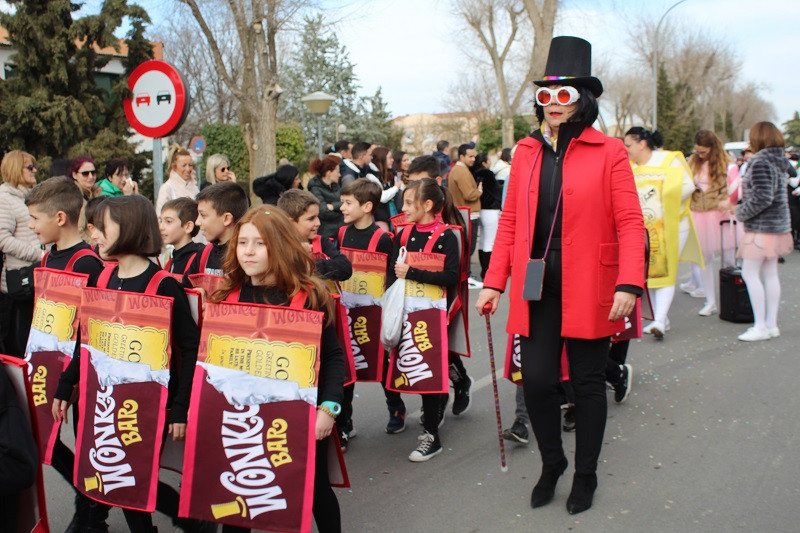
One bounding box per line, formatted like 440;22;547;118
0;150;43;356
156;146;199;212
201;153;236;190
684;130;739;316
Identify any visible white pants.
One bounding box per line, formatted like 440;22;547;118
479;209;500;252
652;228;690;324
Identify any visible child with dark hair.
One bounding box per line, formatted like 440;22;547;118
160;197;204;275
184;181;249;282
388;178;472;462
54;195;201;531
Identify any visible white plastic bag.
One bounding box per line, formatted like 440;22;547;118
380;247;407;349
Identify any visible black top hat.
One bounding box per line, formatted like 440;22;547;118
533;36;603;98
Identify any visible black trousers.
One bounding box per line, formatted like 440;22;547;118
519;250;610;475
421;351;467;434
339;351;405;431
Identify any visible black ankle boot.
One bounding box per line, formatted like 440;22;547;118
530;457;568;508
566;472;598;514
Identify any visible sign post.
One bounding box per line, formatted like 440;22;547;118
123;60;190;200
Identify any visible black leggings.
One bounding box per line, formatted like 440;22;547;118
421;351;467;434
520;294;610;475
221;437;341;533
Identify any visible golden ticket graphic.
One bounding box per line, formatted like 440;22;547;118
87;319;169;370
340;271;385;299
32;298;77;341
205;334;318;388
404;281;445;301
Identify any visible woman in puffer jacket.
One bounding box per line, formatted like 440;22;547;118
728;121;795;342
0;150;43;357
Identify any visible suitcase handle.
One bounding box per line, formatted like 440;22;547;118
720;218;738;267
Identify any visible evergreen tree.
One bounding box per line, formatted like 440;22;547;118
280;14;396;155
656;64;698;154
0;0;151;161
783;111;800;147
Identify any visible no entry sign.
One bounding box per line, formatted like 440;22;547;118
123;60;190;138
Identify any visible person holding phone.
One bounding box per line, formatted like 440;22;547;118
475;36;644;515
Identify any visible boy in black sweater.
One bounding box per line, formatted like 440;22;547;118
183;181;249;285
26;177;108;531
337;180;399;448
160;197;204;275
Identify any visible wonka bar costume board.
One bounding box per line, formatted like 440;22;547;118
74;270;173;512
337;226;388;382
503;338;569;384
0;354;49;533
385;226;453;395
633;152;703;289
25;258;92;464
180;290;325;533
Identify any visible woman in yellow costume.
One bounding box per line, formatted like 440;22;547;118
624;127;703;338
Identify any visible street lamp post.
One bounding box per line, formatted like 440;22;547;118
301;91;336;159
652;0;688;130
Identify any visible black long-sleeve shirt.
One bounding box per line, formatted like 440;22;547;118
169;241;204;275
182;241;227;286
341;223;394;282
236;284;345;405
44;241;104;284
314;237;353;281
55;262;199;424
387;225;460;308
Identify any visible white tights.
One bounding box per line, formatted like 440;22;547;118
741;257;781;330
652;229;690;324
691;256;718;307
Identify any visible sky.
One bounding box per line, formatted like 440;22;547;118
73;0;800;136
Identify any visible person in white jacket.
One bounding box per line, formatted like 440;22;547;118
156;146;199;213
0;150;43;357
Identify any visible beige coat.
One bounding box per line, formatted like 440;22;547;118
0;183;42;293
156;171;200;213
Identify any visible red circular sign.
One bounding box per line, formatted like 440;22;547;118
123;60;189;138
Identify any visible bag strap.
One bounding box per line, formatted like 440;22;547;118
198;243;214;272
183;252;198;275
289;289;308;309
311;235;323;255
65;248;100;272
164;258;172;272
225;287;240;302
337;225;346;247
423;225;455;253
41;251;49;268
96;264;117;289
367;228;387;252
144;270;171;295
399;225;411;247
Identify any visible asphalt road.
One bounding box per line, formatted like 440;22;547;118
43;255;800;532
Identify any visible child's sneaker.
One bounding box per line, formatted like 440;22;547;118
408;431;442;462
386;404;406;434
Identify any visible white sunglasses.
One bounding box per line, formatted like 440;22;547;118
535;86;581;107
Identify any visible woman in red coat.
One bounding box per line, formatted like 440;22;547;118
476;36;644;515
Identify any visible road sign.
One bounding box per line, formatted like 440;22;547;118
190;136;206;155
123;60;190;138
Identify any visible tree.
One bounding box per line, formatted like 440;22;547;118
176;0;306;192
656;64;698;154
476;115;531;153
280;15;396;154
156;4;242;142
454;0;557;147
0;1;153;176
783;112;800;147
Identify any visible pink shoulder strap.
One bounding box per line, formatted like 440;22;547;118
337;225;346;246
225;287;241;302
290;290;308;309
40;251;49;267
367;228;387;252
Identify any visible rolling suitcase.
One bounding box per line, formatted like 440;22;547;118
718;219;754;323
